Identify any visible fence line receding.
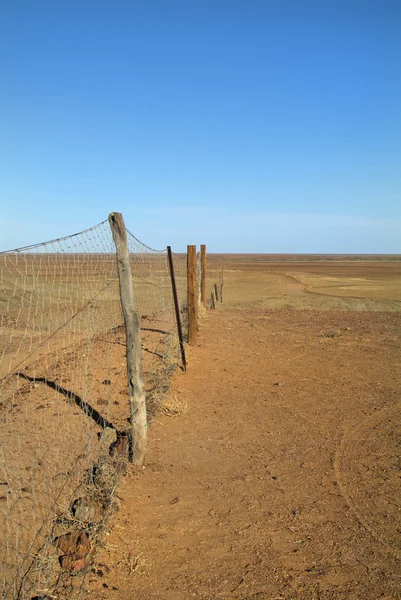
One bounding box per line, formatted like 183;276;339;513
0;214;221;600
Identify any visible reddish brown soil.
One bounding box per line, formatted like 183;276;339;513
88;307;401;600
0;317;179;597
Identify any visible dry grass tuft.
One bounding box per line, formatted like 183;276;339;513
321;330;342;338
161;392;188;417
144;327;188;421
198;303;208;318
117;551;150;575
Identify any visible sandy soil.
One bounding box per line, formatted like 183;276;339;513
88;298;401;599
2;254;400;599
0;316;181;598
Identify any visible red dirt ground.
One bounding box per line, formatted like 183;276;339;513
88;306;401;600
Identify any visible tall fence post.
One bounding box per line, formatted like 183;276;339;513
108;212;147;466
187;245;198;345
197;251;202;308
200;244;207;307
167;246;187;372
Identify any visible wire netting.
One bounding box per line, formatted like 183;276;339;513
0;219;188;599
125;230;187;417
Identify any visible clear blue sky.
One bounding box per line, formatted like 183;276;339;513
1;0;400;252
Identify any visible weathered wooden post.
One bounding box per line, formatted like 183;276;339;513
108;212;147;466
197;251;202;308
167;246;187;372
210;289;216;309
200;244;206;307
214;283;219;303
187;245;198;345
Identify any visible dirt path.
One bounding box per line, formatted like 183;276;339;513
89;307;401;600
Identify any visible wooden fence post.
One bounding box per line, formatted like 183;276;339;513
187;245;198;345
197;251;202;308
211;290;216;309
200;244;206;307
167;246;187;372
108;212;147;466
214;283;219;303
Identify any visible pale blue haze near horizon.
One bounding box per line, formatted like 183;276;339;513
0;0;400;253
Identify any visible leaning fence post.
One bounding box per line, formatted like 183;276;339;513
108;212;147;466
167;246;187;372
214;283;219;303
187;245;198;345
200;244;206;307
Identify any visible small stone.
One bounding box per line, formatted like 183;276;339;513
71;497;105;523
99;427;117;449
109;434;128;457
59;553;90;573
55;531;91;558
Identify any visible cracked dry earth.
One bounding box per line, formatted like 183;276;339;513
88;307;401;600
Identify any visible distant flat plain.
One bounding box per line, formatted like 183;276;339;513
207;254;401;312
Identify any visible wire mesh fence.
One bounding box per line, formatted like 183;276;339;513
125;231;187;419
0;218;188;599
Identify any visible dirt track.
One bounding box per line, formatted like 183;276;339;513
89;306;401;599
